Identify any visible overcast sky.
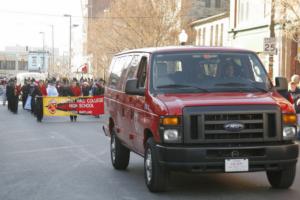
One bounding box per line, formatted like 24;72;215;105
0;0;84;56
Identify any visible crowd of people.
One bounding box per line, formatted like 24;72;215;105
0;77;105;122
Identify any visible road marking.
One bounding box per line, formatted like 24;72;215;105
5;137;55;143
5;144;87;155
0;129;40;135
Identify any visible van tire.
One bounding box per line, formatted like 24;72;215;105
110;133;130;170
144;138;168;192
266;164;296;189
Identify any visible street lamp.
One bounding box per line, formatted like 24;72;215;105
64;14;79;75
39;32;45;72
179;29;188;46
64;14;72;73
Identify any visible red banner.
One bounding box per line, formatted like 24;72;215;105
74;96;104;115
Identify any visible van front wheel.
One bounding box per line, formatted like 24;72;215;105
110;133;130;170
266;164;296;189
144;138;168;192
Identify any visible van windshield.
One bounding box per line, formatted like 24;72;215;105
151;52;272;93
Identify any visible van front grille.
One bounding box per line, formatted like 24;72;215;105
183;106;281;144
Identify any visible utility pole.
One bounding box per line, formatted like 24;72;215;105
64;14;72;73
64;14;79;76
51;24;54;76
269;0;275;79
39;32;45;73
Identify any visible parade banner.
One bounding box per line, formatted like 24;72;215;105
43;96;104;116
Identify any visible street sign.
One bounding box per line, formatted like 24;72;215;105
264;37;277;55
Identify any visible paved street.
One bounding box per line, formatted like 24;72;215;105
0;106;299;200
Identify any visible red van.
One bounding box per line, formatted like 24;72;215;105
103;46;298;192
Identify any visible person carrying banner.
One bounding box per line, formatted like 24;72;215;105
33;80;47;122
70;80;81;122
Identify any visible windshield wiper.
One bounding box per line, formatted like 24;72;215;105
214;82;268;92
157;84;209;92
215;82;247;87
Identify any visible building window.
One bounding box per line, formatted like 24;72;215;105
215;0;221;8
238;0;250;24
0;61;4;69
245;1;249;21
215;24;219;46
220;23;224;46
205;0;211;8
203;28;206;46
210;25;213;46
18;60;28;70
7;60;16;70
264;0;267;18
198;28;202;45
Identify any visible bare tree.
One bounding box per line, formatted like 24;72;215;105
87;0;190;78
274;0;300;42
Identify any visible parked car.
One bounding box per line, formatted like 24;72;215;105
103;46;298;192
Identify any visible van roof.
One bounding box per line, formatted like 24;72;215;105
115;46;255;56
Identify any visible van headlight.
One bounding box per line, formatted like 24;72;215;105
163;129;179;143
283;126;296;140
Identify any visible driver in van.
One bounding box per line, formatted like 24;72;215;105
223;63;235;78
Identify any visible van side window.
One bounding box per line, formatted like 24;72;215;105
127;55;139;79
108;56;130;90
118;55;133;90
137;57;147;88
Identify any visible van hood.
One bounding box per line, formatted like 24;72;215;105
155;92;294;115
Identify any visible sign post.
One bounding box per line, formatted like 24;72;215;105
264;37;277;55
297;41;300;61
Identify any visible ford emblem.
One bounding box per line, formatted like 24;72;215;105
224;122;244;132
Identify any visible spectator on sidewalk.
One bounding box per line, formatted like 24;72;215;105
288;78;300;140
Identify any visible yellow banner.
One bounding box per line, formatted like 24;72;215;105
43;96;76;116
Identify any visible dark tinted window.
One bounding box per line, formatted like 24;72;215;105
137;57;148;88
151;52;271;93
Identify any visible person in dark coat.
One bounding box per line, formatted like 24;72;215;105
34;80;47;122
6;80;13;111
81;82;90;96
12;82;21;114
21;80;30;109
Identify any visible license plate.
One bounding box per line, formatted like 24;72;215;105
225;158;249;172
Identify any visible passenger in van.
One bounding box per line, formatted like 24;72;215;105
156;62;173;87
224;64;235;78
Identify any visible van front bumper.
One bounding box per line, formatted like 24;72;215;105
155;143;299;172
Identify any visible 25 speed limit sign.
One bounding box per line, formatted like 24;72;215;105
264;37;277;55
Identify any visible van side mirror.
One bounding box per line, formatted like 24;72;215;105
125;79;145;96
275;77;288;91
